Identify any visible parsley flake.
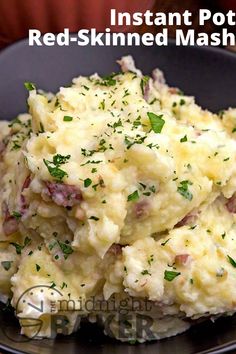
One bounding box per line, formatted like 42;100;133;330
147;112;165;133
1;261;12;271
141;269;151;276
164;270;181;281
12;211;22;220
177;180;193;201
63;116;73;122
180;135;187;143
227;255;236;268
89;216;100;221
24;82;36;91
140;76;149;95
127;190;139;202
84;178;92;188
58;241;73;259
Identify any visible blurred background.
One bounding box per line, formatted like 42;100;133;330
0;0;235;51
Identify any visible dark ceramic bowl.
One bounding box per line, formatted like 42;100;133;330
0;39;236;354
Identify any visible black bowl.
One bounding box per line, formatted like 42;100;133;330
0;39;236;354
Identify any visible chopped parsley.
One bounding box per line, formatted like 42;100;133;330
80;160;103;166
180;99;186;106
141;269;151;276
44;159;68;181
177;180;193;201
99;99;105;110
12;211;22;220
10;237;31;255
63;116;73;122
58;241;73;259
61;282;68;289
50;281;56;289
8;117;22;128
164;270;181;281
140;76;149;95
147;112;165;133
84;178;92;188
89;216;100;221
96;73;117;87
1;261;12;271
227;255;236;268
39;122;45;133
43;154;70;182
55;98;60;107
147;255;154;265
161;238;170;246
218;110;225;118
24;82;36;91
149;98;158;105
127;190;139;202
36;264;41;272
180;135;187;142
124;134;147;150
53;154;70;165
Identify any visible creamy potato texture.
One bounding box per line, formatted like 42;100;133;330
1;56;236;342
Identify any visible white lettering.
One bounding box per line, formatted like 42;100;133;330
77;29;90;46
199;9;211;25
28;30;42;46
176;29;195;46
110;9;116;26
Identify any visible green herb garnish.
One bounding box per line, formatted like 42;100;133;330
127;190;139;202
1;261;12;271
161;238;170;246
44;159;68;181
10;237;31;255
24;82;36;91
84;178;92;188
147;112;165;133
89;216;100;221
12;211;22;220
164;270;181;281
180;135;187;142
141;269;151;276
53;154;70;165
227;255;236;268
63;116;73;122
177;180;193;201
140;76;149;95
96;73;117;87
58;241;73;259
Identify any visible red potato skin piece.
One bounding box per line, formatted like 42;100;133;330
134;200;150;219
2;202;18;236
175;254;191;266
226;195;236;213
107;244;123;256
44;182;82;208
175;212;198;228
20;175;31;212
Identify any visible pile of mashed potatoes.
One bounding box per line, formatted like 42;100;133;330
1;56;236;342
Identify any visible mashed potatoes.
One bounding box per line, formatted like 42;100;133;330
1;56;236;342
